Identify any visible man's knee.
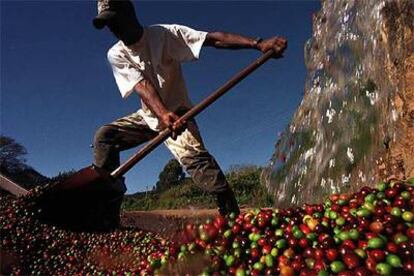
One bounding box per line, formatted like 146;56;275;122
94;125;117;147
181;152;229;193
93;125;121;169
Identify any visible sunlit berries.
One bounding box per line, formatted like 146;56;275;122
1;179;413;275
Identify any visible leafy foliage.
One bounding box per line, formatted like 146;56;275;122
0;135;28;173
0;135;49;188
155;159;185;192
49;170;77;183
122;164;273;211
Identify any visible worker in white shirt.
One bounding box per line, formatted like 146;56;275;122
92;0;287;220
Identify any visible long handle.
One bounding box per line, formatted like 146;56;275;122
111;50;275;179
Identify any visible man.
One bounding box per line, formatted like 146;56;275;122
92;0;287;219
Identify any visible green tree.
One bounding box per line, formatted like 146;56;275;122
226;164;274;207
227;164;261;178
155;159;185;192
0;135;28;174
50;169;77;183
0;135;49;188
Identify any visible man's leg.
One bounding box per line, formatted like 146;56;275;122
93;112;158;227
164;119;240;216
94;112;158;173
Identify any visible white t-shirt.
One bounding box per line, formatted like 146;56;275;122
107;24;208;131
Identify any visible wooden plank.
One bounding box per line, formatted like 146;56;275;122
0;174;29;197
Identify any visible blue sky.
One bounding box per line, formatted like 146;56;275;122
1;1;320;193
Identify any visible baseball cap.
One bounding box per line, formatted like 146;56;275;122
93;0;136;30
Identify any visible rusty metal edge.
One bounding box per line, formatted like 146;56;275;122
0;174;29;197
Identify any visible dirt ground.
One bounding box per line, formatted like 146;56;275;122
121;208;249;238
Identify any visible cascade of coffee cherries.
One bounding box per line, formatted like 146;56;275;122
1;180;413;275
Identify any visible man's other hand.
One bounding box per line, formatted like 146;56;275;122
257;36;288;58
160;112;187;140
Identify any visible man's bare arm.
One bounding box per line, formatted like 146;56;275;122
135;79;169;119
204;32;258;49
204;32;287;57
134;79;185;139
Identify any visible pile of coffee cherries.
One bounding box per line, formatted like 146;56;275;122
169;179;414;275
0;184;171;275
1;179;413;275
